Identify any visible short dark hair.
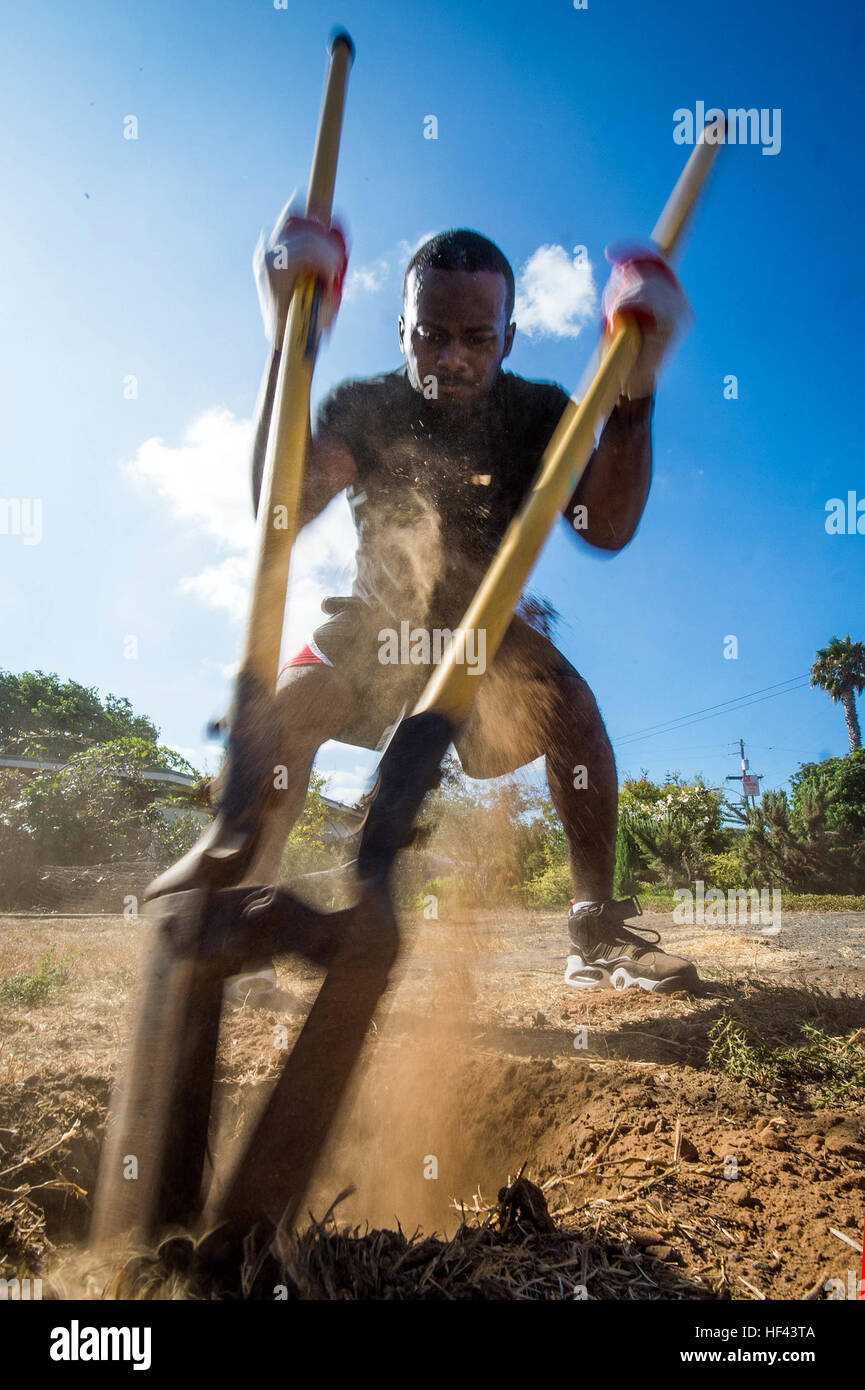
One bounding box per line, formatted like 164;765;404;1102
403;229;515;320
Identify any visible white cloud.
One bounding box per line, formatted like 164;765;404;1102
342;234;437;302
124;407;358;657
318;762;376;805
323;778;367;804
126;408;255;552
179;553;253;623
514;244;597;339
343;257;391;300
281;501;357;657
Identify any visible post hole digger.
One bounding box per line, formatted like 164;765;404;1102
90;29;725;1261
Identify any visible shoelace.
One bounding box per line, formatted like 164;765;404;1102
608;922;662;953
595;900;661;957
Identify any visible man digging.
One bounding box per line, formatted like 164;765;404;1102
228;201;700;1003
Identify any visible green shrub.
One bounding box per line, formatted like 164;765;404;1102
707;1013;865;1106
619;775;726;887
703;849;747;892
613;816;643;897
781;893;865;911
413;875;478;911
523;860;572;908
0;947;74;1005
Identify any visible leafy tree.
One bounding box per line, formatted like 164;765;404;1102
144;806;210;866
810;635;865;751
790;749;865;842
618;773;725;888
613;815;643;897
418;758;556;905
0;737;199;867
279;771;341;879
0;670;159;760
733;786;865;894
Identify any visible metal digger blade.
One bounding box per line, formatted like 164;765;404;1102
90;709;453;1249
204;709;454;1235
90;893;226;1244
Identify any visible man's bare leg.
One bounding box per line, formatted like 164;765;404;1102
542;668;700;991
240;662;357;884
464;650;699;992
543;670;619;903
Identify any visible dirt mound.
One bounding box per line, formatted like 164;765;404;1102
206;1008;865;1299
2;1041;863;1300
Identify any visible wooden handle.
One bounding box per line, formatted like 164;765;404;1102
306;32;354;222
652;119;725;259
240;34;354;688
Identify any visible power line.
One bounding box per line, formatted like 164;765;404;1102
615;681;810;747
613;674;808;743
612;675;811;748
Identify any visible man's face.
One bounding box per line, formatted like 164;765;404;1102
398;267;516;409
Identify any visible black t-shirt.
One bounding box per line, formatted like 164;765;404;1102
314;365;569;623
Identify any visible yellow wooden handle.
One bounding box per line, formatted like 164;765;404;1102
240;33;354;689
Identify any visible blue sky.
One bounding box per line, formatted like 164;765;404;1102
2;0;863;807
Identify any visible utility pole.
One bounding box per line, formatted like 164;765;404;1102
726;738;763;809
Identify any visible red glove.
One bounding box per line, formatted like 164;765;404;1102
601;243;691;398
254;191;349;343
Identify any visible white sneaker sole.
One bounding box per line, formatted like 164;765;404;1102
564;956;677;994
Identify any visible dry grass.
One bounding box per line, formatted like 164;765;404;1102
61;1178;713;1302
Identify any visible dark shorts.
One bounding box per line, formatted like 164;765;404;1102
278;596;588;779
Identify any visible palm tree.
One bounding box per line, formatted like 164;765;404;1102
810;635;865;751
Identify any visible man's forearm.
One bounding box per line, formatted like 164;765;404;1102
566;394;654;550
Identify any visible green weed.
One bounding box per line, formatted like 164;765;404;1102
0;947;75;1005
707;1013;865;1106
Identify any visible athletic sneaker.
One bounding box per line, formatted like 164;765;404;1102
565;897;700;994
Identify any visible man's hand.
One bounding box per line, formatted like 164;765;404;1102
601;244;692;400
253;191;349;344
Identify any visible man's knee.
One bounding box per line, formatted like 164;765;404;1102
557;666;610;738
275;661;357;744
541;666;616;783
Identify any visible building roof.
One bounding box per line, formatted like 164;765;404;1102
0;754;197;790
